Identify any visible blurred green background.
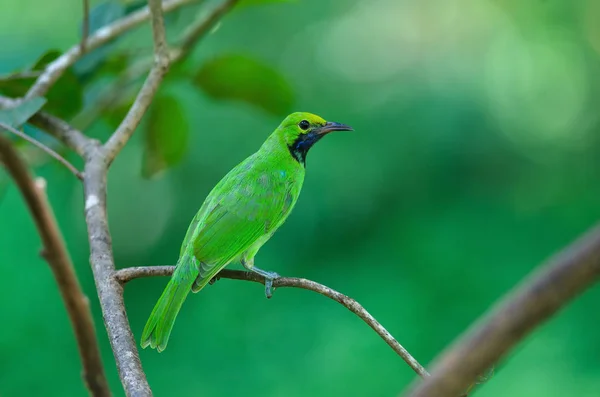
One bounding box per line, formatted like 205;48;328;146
2;0;600;396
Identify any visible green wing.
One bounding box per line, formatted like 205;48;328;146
188;158;302;279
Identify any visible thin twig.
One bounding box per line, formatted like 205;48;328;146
0;122;83;180
25;0;197;99
404;222;600;397
0;95;92;157
0;135;110;397
31;111;95;157
102;0;171;165
115;266;430;379
81;0;90;53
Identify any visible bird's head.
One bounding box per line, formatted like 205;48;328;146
275;112;353;165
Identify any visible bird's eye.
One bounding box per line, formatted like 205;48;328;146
298;120;310;130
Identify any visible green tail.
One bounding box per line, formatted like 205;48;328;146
141;254;198;352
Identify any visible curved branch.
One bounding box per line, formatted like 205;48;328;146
115;266;430;379
404;222;600;397
0;135;110;396
0;121;83;180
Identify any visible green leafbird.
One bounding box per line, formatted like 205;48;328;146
141;112;353;352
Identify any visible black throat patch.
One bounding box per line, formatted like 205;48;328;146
288;131;323;166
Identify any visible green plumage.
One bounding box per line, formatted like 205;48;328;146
141;112;352;352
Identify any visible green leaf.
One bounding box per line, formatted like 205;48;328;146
238;0;295;6
104;96;135;129
45;70;84;120
32;50;63;70
0;50;83;120
0;97;47;128
75;1;126;75
142;94;189;178
93;52;130;76
121;0;146;14
0;50;62;98
193;54;294;116
0;77;31;98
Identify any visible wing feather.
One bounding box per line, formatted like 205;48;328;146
188;161;301;276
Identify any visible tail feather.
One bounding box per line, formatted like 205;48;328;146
141;254;198;352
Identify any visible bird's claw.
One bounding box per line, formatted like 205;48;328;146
264;272;279;299
247;265;280;299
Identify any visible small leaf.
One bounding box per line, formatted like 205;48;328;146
32;50;62;70
0;49;83;120
121;0;147;14
142;94;189;178
193;54;294;116
104;96;135;129
34;50;84;119
0;97;47;128
0;50;62;86
75;1;126;75
238;0;295;6
0;74;35;99
0;50;62;98
94;52;130;76
45;71;84;120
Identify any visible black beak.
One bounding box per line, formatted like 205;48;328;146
315;121;354;135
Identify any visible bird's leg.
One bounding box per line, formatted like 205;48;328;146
251;267;280;298
241;258;279;298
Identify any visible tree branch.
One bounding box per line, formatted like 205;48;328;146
77;1;171;395
0;121;83;180
31;111;95;156
404;222;600;397
83;150;151;396
24;0;197;99
0;95;92;157
102;0;171;165
115;266;430;379
0;134;110;396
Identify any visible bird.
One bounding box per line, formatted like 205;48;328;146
140;112;353;352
